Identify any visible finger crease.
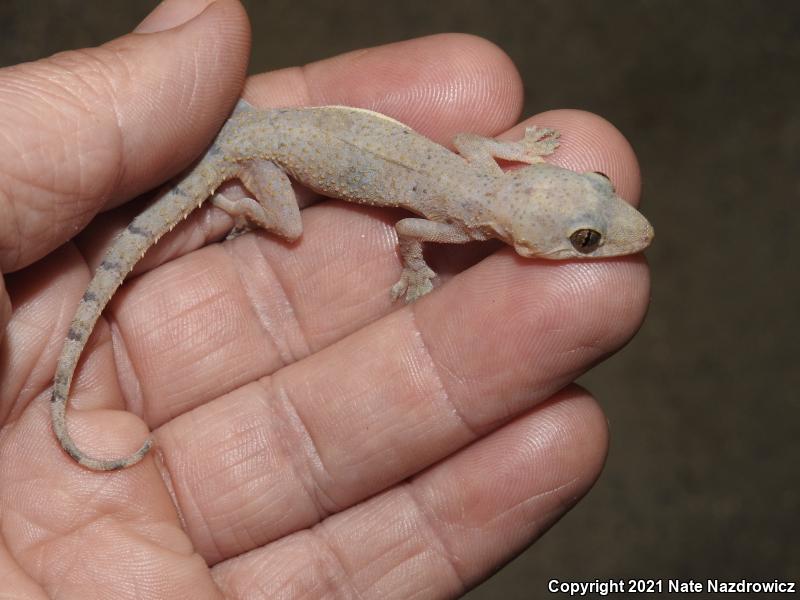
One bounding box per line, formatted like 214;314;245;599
400;480;468;592
267;376;342;518
408;305;480;440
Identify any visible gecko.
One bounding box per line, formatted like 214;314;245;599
51;100;654;471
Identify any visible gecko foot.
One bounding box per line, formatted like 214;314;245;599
520;126;560;162
390;266;436;303
225;223;252;240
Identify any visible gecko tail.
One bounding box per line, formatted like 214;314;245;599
51;391;153;471
74;438;152;472
48;158;228;472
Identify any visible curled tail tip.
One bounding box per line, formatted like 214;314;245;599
64;437;153;472
51;389;154;471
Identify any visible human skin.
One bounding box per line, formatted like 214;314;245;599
0;0;650;597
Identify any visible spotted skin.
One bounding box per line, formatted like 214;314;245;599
52;100;654;471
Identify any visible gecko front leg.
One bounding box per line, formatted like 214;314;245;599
453;126;560;174
390;218;481;303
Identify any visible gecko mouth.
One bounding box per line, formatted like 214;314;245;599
515;244;571;259
514;244;536;258
642;221;656;247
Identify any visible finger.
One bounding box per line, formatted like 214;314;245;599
0;0;249;273
245;33;524;142
211;388;607;597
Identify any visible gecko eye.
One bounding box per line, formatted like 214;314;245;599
570;229;602;253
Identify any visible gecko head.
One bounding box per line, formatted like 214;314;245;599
497;165;654;260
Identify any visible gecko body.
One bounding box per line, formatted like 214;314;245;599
52;100;654;471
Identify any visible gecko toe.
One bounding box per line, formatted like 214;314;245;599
390;280;408;302
391;269;434;303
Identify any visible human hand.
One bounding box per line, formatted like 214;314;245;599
0;0;650;597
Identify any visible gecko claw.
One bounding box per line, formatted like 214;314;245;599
390;267;435;303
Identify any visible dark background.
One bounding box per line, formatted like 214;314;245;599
2;1;798;597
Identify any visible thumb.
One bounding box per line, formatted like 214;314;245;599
0;0;250;273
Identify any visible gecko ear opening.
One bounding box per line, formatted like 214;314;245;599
569;228;602;253
586;171;615;192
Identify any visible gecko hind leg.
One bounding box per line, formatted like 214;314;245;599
211;159;303;241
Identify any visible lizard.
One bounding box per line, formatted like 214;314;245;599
51;99;654;471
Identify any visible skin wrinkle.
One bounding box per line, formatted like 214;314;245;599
399;481;468;593
176;295;250;405
228;235;312;366
545;475;586;515
309;523;372;597
0;188;22;266
108;304;146;422
265;374;342;519
3;272;77;422
523;477;582;520
222;239;290;361
185;468;232;564
152;448;191;536
291;529;360;597
365;542;448;597
1;140;85;270
7;65;124;241
476;466;583;530
405;307;478;440
286;65;316;107
62;48;125;106
103;78;133;200
43;59;127;211
173;447;227;564
209;463;263;557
